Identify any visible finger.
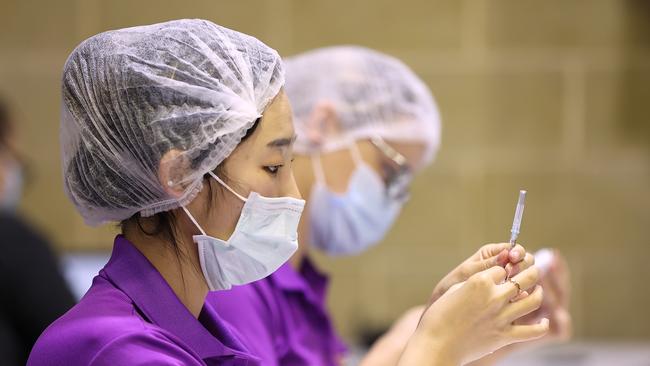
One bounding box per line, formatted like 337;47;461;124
501;285;544;322
498;265;540;300
475;243;511;261
540;277;560;310
543;266;563;299
508;318;550;342
510;265;540;292
467;250;509;275
507;252;534;277
551;307;573;341
508;244;526;263
541;253;570;307
510;290;529;302
482;265;507;284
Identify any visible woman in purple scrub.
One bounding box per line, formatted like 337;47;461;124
29;22;546;366
210;47;563;365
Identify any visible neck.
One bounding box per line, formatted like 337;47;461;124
125;226;209;318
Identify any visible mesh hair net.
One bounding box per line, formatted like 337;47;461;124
61;19;284;225
284;46;441;169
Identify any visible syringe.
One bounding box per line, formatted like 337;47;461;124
509;190;527;248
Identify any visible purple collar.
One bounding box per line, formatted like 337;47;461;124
269;256;329;306
101;235;254;362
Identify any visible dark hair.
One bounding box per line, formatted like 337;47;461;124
119;118;261;251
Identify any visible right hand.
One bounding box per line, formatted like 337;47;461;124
401;265;549;365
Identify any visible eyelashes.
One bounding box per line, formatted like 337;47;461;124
264;165;281;174
264;158;295;176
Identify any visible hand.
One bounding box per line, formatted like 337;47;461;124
465;249;572;366
400;265;548;366
517;249;572;342
430;243;534;304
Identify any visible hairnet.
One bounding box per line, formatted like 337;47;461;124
61;19;284;225
284;46;441;169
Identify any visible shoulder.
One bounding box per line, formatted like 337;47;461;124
207;279;278;323
0;213;48;251
206;281;283;363
28;276;202;366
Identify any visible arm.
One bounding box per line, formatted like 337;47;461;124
360;306;424;366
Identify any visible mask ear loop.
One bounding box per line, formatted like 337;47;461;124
311;154;327;184
181;206;208;236
348;140;363;167
181;170;248;237
207;171;248;202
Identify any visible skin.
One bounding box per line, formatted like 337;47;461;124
124;90;300;318
124;93;549;365
289;104;552;364
291;138;425;265
399;266;548;365
467;251;572;366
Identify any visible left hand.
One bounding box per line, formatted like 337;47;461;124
429;242;534;304
466;249;573;366
516;249;572;342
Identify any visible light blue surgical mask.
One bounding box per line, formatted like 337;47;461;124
183;171;305;291
308;144;403;256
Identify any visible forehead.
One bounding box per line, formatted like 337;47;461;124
256;90;294;142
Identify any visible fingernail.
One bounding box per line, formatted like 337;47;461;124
511;251;521;261
510;264;518;275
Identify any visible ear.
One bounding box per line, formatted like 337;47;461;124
305;101;343;148
158;149;190;198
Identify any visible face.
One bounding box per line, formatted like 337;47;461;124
179;90;300;240
310;139;426;195
293;103;428;197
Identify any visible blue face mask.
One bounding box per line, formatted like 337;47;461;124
308;144;403;256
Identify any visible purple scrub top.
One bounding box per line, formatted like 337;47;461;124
28;235;260;366
208;257;347;366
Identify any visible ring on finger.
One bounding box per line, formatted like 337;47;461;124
509;278;521;294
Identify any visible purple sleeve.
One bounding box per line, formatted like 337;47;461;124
89;329;205;366
208;286;280;366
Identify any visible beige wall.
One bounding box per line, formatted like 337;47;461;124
1;0;648;342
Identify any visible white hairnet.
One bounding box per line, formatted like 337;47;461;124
284;46;441;169
61;19;284;225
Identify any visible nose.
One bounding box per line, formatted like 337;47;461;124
283;170;303;200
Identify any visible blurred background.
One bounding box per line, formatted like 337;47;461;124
0;0;648;362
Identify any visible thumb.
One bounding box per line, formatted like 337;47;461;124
477;243;512;262
473;248;510;272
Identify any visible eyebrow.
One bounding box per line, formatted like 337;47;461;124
267;134;297;149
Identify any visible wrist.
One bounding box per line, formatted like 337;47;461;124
398;327;460;366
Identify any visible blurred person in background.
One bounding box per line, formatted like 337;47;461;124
0;96;75;365
210;46;569;365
